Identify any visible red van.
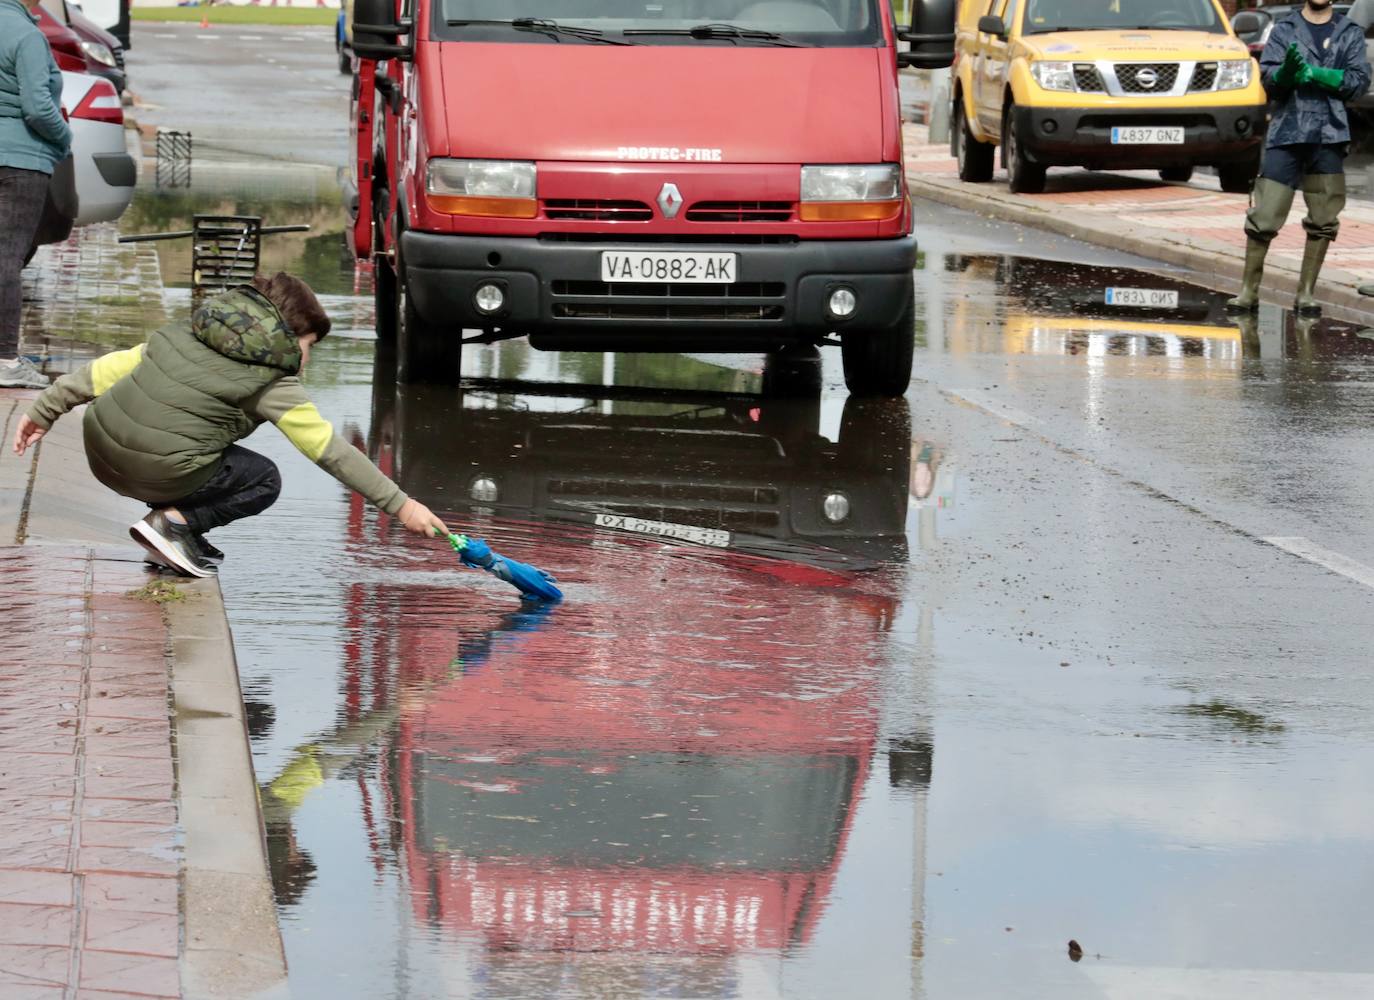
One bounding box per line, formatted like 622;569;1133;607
347;0;956;396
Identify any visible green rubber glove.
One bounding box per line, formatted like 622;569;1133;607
1300;64;1347;93
1274;42;1306;87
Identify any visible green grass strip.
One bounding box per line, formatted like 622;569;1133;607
132;6;338;26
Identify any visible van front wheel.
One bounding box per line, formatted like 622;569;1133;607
395;257;463;384
955;100;995;183
840;278;915;399
1002;105;1046;195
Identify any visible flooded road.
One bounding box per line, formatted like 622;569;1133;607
26;174;1374;996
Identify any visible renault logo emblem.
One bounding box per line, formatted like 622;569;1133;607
1135;67;1159;89
657;182;683;219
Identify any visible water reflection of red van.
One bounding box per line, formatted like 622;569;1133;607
326;378;908;977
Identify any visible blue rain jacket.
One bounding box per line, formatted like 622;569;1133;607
1260;12;1371;148
0;0;72;174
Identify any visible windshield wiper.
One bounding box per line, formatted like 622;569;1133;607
623;23;804;46
445;17;639;44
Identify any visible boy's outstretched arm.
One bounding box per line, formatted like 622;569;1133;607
245;377;447;536
14;344;146;456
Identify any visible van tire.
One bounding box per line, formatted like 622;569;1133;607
1002;105;1046;195
1159;166;1194;183
395;257;463;384
373;254;398;344
1218;160;1258;195
955;100;994;183
840;276;915;399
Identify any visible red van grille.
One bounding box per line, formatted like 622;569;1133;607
686;201;793;223
544;199;654;222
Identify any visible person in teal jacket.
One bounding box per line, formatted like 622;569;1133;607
0;0;72;389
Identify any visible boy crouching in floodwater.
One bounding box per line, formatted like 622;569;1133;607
11;272;447;576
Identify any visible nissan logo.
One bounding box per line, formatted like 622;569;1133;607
1135;67;1159;89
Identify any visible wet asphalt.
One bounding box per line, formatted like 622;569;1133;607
36;24;1374;999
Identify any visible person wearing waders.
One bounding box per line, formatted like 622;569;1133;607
10;273;450;577
1228;0;1371;315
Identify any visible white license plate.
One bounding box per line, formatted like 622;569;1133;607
1110;126;1185;145
600;251;738;284
1105;287;1180;309
594;513;731;548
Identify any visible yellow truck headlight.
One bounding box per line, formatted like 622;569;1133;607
426;159;537;218
1215;60;1253;91
799;165;903;221
1031;61;1076;92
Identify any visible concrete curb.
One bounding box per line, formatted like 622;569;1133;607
905;173;1374;324
168;581;291;1000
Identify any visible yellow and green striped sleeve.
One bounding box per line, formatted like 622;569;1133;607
245;377;410;515
27;343;146;429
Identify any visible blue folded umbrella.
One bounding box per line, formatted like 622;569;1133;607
445;533;563;603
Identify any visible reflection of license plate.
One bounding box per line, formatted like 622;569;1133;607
594;513;731;548
600;251;738;284
1110;126;1184;145
1105;287;1180;308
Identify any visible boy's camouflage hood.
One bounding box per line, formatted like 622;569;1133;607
191;285;302;374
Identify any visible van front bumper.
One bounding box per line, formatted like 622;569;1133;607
400;231;917;351
1013;104;1267;167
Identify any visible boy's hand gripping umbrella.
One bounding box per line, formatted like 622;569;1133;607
441;531;563;603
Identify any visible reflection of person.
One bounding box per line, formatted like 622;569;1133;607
12;274;449;575
1228;0;1371;315
0;0;72;388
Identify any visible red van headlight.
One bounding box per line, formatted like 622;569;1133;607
799;164;903;222
426;159;537;219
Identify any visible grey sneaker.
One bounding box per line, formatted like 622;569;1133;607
130;510;215;578
0;358;49;389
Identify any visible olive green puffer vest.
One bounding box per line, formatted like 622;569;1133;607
83;286;303;504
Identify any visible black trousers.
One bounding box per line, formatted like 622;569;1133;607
0;167;50;358
166;445;281;534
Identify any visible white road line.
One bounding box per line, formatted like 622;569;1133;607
1264;536;1374;590
238;34;264;40
154;32;178;38
944;388;1037;428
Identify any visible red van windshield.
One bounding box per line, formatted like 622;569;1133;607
432;0;884;45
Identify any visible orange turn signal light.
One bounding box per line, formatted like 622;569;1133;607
429;196;538;219
799;200;902;223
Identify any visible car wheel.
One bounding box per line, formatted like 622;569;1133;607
1218;160;1259;195
395;253;463;385
1002;105;1047;195
1159;166;1194;183
840;276;915;399
955;99;995;183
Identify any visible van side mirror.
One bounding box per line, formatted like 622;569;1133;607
897;0;957;69
353;0;413;60
977;14;1006;36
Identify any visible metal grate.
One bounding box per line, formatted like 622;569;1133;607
685;201;793;222
1074;64;1106;92
1189;63;1218;91
1115;63;1179;94
155;129;192;189
544;199;653;221
191;216;261;301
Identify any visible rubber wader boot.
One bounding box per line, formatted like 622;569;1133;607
1227;240;1270;312
1295;238;1331;315
1227;177;1295;312
1296;173;1347;315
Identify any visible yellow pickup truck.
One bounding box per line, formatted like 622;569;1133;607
950;0;1268;193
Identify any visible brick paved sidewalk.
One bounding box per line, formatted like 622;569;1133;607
0;544;182;999
902;122;1374;315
